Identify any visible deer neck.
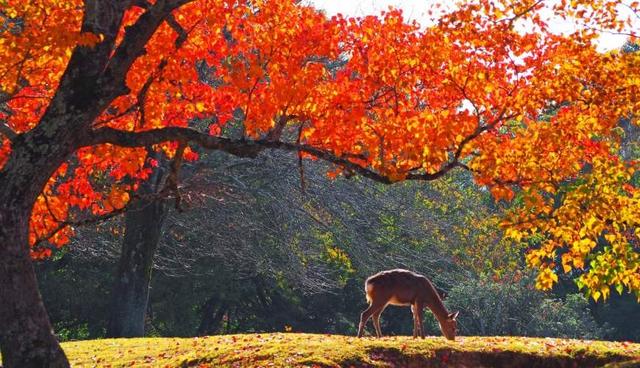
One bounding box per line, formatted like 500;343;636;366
426;294;450;322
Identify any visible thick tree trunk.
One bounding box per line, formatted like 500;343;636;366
0;210;69;368
0;133;78;367
106;163;168;337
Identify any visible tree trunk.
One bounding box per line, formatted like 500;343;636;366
0;0;167;360
0;210;69;368
106;162;168;337
0;133;78;367
197;296;228;336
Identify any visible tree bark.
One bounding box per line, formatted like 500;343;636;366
197;296;229;336
0;129;80;367
0;209;69;368
106;162;169;337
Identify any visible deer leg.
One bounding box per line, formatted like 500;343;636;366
357;305;373;337
358;301;385;337
372;304;387;338
416;303;425;338
411;304;419;338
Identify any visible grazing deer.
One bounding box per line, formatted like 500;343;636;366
357;269;459;340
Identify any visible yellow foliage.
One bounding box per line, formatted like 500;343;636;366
505;156;640;299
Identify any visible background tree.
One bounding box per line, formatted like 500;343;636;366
35;149;637;341
105;151;170;338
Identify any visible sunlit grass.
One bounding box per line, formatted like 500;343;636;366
57;333;640;367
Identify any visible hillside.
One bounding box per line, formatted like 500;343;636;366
54;333;640;367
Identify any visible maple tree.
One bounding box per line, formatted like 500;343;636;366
0;0;639;366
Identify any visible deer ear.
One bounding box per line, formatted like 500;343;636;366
449;311;459;320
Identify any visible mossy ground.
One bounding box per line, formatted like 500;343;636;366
53;333;640;367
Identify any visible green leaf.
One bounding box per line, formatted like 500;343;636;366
615;284;624;295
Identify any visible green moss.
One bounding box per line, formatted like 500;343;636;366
6;334;640;367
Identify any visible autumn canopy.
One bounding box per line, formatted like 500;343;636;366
0;0;639;365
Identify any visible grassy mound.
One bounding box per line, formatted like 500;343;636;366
56;333;640;367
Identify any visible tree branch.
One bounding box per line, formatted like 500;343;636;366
90;126;263;157
90;126;471;184
166;13;189;47
32;205;128;248
161;142;186;210
100;0;195;96
0;121;18;141
505;0;545;27
32;179;184;248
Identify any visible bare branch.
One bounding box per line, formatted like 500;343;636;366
32;205;127;248
32;184;181;248
296;122;306;194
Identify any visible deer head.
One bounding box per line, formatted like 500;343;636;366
438;311;459;341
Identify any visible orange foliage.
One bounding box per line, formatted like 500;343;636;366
1;0;638;296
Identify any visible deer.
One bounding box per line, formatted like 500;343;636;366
357;269;459;340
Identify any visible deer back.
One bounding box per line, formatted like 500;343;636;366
366;269;441;306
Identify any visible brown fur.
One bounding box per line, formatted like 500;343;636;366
357;269;458;340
